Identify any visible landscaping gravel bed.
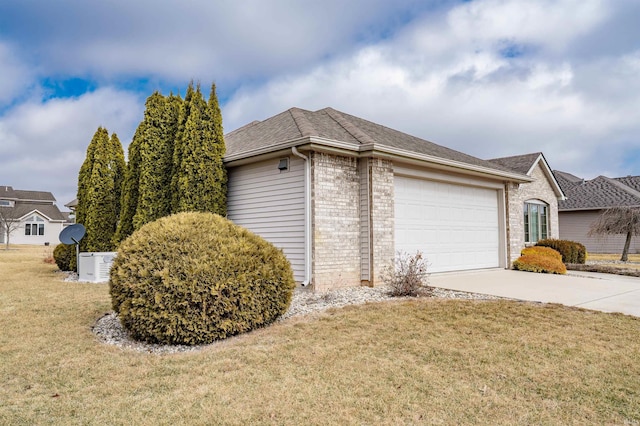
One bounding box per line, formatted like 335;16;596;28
92;285;505;355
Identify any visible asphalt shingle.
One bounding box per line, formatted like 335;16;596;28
488;153;542;175
557;174;640;210
225;107;518;175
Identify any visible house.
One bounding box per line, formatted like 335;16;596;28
489;153;566;261
553;172;640;253
0;186;68;246
224;107;564;290
64;198;78;223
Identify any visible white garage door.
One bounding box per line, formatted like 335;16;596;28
394;176;500;273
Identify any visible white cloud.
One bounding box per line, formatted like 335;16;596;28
3;0;426;83
0;41;34;105
224;0;640;180
0;88;142;205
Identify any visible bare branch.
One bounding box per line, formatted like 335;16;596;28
0;206;23;249
589;207;640;261
589;207;640;237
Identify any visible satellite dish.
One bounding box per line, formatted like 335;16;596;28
59;224;86;245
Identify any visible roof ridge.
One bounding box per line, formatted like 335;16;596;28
554;170;583;183
601;175;640;200
322;107;376;145
289;107;316;137
226;120;261;137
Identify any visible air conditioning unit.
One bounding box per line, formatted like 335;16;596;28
79;252;117;283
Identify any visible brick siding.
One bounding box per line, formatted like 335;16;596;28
506;164;560;263
311;152;361;290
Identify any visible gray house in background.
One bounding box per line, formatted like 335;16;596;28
554;171;640;254
224;107;562;291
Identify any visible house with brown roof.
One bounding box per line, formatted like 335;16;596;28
553;172;640;253
225;107;564;290
0;186;67;246
489;153;566;261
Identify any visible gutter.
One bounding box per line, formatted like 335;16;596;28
291;147;312;286
225;136;532;184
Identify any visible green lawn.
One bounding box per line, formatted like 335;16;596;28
2;245;640;425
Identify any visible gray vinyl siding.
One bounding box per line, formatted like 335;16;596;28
559;210;640;254
359;158;371;282
227;156;306;283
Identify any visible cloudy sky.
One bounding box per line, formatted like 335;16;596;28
1;0;639;208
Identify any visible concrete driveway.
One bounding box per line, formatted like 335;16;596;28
430;269;640;317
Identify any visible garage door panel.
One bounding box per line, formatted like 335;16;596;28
395;176;500;273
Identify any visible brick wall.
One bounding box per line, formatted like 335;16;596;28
506;163;560;263
311;152;361;290
369;158;394;286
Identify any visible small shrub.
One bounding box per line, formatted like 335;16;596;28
109;212;296;345
536;239;587;264
521;246;562;262
53;244;76;271
513;254;567;274
381;251;430;297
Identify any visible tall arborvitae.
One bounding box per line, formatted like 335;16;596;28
172;83;227;214
207;83;228;215
78;127;125;252
76;128;102;228
114;81;227;241
133;92;182;229
114;124;144;244
171;82;195;211
110;133;126;224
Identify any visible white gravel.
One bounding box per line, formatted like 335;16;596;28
90;283;504;355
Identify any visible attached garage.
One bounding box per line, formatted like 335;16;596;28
225;106;534;290
394;174;503;273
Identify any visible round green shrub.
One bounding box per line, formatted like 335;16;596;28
109;212;296;345
53;243;75;272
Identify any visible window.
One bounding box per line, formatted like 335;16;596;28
0;200;13;207
24;215;45;236
524;201;548;243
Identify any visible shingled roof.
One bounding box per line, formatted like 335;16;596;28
553;170;584;193
1;186;66;221
488;152;543;175
1;186;18;199
556;173;640;211
225;107;529;181
488;152;565;199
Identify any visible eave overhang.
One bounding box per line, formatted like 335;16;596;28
224;136;533;184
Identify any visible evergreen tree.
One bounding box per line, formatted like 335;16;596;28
75;128;101;228
172;83;227;215
110;132;126;224
207;82;228;215
171;82;195;211
77;127;125;252
114;124;144;244
133;92;182;229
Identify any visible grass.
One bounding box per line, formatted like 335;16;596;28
588;253;640;262
2;245;640;425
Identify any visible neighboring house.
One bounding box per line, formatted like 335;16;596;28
553;172;640;253
224;107;563;291
65;198;78;223
0;186;67;246
489;153;565;262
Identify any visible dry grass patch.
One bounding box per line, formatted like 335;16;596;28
2;246;640;425
588;253;640;262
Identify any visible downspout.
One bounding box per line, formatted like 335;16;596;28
291;147;312;286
